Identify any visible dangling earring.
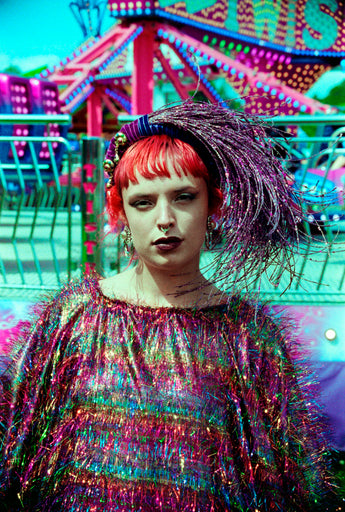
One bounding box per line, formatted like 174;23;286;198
122;226;134;257
205;216;216;250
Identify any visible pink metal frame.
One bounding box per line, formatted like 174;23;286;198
48;21;333;135
132;24;154;115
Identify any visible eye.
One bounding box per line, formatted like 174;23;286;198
131;199;153;209
176;192;196;202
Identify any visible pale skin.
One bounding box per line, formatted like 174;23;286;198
100;167;223;308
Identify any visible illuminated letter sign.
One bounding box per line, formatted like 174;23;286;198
111;0;344;53
303;0;338;50
252;0;283;41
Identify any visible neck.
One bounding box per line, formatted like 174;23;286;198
133;262;209;307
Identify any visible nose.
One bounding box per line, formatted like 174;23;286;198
156;199;175;231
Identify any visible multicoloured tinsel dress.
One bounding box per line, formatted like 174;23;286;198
0;275;331;511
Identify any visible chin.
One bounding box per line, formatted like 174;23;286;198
150;254;201;273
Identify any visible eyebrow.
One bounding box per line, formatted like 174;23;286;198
127;186;199;200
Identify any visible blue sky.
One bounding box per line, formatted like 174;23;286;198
0;0;115;72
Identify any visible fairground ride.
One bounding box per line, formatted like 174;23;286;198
39;0;344;135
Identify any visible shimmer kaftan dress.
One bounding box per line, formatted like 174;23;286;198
0;275;330;511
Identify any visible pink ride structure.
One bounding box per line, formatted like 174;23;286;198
38;0;344;135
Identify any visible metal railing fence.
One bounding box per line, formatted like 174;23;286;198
249;115;345;303
1;113;345;303
0;114;81;295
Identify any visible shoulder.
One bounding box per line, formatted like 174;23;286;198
223;294;296;353
56;274;98;326
16;273;101;340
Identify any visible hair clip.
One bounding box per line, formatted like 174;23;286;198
103;132;128;189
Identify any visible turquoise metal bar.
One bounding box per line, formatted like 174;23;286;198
67;150;72;281
269;114;345;126
0;114;71;124
0;136;70;142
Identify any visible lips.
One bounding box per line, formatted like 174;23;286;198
153;236;182;251
153;236;181;245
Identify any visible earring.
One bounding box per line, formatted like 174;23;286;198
122;226;134;257
205;216;216;250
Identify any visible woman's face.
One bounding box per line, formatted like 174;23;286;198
121;167;209;274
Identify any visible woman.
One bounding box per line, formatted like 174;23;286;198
0;102;332;511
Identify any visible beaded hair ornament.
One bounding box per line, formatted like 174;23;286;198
104;101;303;288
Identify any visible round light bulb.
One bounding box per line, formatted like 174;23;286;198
325;329;337;342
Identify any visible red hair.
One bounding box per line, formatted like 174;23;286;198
106;135;223;227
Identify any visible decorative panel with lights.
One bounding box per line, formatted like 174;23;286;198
108;0;345;55
30;79;67;164
156;25;332;116
0;76;33;163
107;0;343;101
0;74;68;180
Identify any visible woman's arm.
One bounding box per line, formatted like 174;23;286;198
0;303;62;509
223;302;334;511
0;281;90;510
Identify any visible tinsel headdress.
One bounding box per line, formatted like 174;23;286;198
104;101;304;290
